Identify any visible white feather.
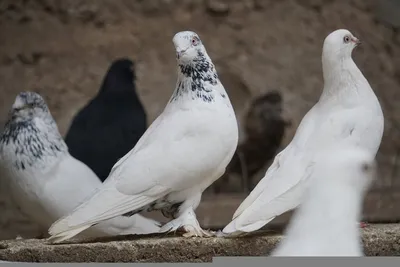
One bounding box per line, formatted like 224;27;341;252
271;145;375;256
223;29;384;235
0;92;160;242
48;31;239;241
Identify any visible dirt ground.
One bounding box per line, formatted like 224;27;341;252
0;0;400;240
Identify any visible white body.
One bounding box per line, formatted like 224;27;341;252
48;31;239;242
272;146;375;256
0;95;160;240
0;151;159;238
223;29;384;235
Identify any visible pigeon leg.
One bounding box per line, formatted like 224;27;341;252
159;194;215;237
159;207;215;237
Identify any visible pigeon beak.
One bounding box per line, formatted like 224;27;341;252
12;105;28;113
352;37;361;47
129;64;137;80
176;48;187;60
12;97;27;111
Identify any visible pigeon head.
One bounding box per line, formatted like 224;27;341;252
1;91;67;170
250;91;284;124
170;30;221;103
99;58;136;94
322;29;360;60
10;91;51;122
108;58;135;79
173;31;207;64
254;91;282;105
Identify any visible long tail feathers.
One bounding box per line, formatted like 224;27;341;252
47;225;91;244
47;214;161;244
222;217;275;236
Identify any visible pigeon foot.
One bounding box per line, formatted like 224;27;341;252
182;226;215;237
159;209;215;237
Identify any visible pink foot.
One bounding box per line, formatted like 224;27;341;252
360;222;369;228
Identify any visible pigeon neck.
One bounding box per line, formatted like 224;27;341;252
320;56;371;101
95;88;142;108
0;117;68;171
283;178;363;253
97;75;136;96
170;51;222;103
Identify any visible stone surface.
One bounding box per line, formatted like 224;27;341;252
0;224;398;262
145;191;400;229
1;0;400;240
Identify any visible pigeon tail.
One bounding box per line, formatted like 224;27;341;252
47;214;161;244
47;225;91;244
222;217;274;235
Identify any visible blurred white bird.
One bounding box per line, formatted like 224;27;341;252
0;92;161;240
272;145;376;256
223;29;384;235
47;30;239;243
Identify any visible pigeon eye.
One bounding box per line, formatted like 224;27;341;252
191;36;199;46
343;36;350;43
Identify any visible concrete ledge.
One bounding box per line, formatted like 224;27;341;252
145;192;400;231
0;224;399;262
191;193;400;228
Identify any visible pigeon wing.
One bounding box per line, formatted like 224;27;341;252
49;108;232;237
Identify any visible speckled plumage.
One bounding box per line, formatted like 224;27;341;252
171;50;222;103
48;31;239;243
0;92;66;174
0;91;160;239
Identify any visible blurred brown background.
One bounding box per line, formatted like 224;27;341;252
0;0;400;240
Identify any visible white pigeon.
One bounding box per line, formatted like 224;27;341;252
47;30;239;243
0;92;161;240
271;145;376;256
222;29;384;235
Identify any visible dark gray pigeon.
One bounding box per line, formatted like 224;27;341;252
65;58;147;182
209;90;290;194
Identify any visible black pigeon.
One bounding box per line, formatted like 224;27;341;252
65;58;147;182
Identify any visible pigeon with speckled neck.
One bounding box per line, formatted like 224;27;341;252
47;31;239;243
0;92;161;240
